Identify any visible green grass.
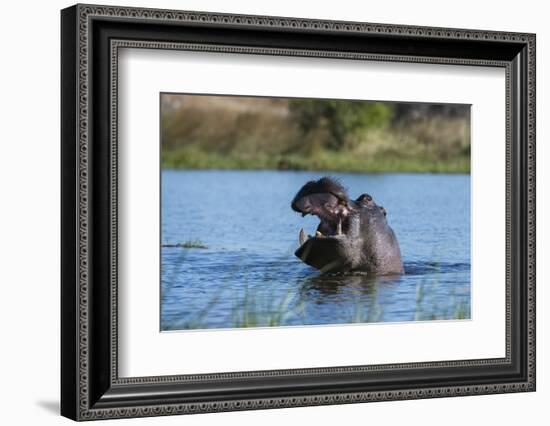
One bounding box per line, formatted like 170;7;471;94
413;271;471;322
165;274;470;330
162;239;208;249
162;145;470;174
230;287;303;328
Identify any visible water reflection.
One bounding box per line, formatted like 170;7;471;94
301;272;399;295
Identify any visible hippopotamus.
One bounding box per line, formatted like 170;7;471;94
291;177;404;275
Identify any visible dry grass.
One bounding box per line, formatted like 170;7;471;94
161;95;470;173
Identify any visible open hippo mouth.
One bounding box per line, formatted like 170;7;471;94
291;177;404;275
291;177;361;273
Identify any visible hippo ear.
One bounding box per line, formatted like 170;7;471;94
355;193;373;204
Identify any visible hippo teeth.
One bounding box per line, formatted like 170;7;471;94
336;219;343;235
299;228;306;245
316;231;323;237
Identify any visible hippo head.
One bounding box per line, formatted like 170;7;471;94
291;177;404;275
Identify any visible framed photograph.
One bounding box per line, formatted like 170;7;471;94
61;4;536;421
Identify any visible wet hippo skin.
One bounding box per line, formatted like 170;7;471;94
291;177;404;275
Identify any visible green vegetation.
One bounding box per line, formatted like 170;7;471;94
230;287;304;328
162;239;208;249
161;95;470;173
288;99;394;150
170;283;469;329
164;273;470;330
413;269;471;321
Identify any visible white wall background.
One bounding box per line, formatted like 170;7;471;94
0;0;546;424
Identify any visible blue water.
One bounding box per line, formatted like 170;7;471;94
161;170;470;330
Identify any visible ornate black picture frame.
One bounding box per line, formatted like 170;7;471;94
61;3;536;421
